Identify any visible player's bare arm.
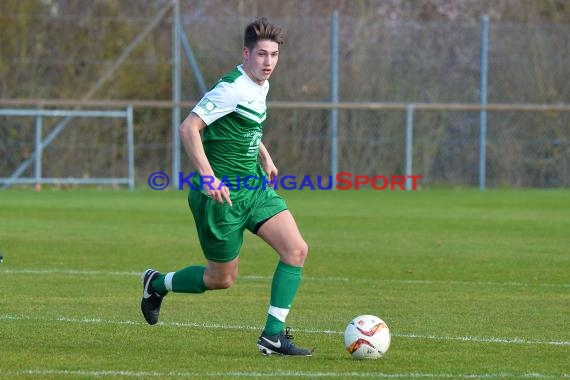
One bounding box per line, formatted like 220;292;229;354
258;142;278;184
179;113;232;206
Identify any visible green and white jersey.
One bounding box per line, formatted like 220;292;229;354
191;64;269;200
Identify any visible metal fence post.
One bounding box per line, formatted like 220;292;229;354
405;104;415;191
34;116;42;191
479;15;489;190
330;10;339;188
127;106;135;190
179;25;207;95
172;0;181;189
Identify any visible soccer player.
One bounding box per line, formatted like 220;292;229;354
140;17;312;356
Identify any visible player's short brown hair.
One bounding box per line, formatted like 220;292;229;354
244;17;285;50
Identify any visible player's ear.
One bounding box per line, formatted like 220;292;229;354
242;47;250;62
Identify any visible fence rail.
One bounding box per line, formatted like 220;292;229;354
1;98;569;112
1;99;568;190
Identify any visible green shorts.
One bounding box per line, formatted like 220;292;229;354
188;187;288;262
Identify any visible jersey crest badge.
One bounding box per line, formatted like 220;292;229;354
198;98;217;114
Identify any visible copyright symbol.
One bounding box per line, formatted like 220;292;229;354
148;172;169;190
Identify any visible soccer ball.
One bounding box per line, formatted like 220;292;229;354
343;314;391;359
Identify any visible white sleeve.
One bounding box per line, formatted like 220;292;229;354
191;81;237;125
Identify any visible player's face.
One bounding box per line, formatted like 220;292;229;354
242;39;279;85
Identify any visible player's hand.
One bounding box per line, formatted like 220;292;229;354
262;159;278;187
205;177;232;206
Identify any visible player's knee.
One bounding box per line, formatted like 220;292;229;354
285;240;308;266
205;270;237;290
299;240;309;261
210;273;236;289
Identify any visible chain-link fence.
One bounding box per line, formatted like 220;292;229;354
1;2;568;188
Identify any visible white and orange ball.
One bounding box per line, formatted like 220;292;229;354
343;314;391;359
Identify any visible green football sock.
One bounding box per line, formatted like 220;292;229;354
264;314;284;337
151;274;168;295
172;266;207;293
264;261;303;336
151;266;207;295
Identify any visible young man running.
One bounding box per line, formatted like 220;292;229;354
140;17;312;356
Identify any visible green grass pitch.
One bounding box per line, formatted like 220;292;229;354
0;188;568;379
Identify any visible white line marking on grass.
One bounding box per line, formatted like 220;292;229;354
394;332;570;346
2;314;568;347
1;268;142;276
2;268;569;289
2;369;566;378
